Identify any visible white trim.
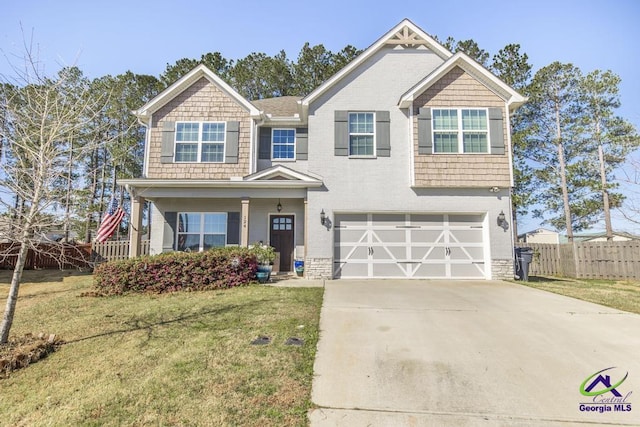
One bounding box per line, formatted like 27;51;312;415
398;52;527;110
244;165;322;182
173;121;226;163
142;116;152;177
135;64;260;119
409;107;415;187
271;128;296;161
301;19;451;109
505;100;515;187
431;107;490;154
121;179;323;191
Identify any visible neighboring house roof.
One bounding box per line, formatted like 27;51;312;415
517;228;558;238
251;96;302;118
301;18;451;109
398;52;527;111
573;231;640;242
134;64;260;120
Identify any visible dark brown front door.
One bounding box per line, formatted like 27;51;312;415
270;215;294;272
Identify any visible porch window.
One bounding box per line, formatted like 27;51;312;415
175;122;226;162
432;108;488;153
272;129;296;160
348;112;375;156
177;212;227;251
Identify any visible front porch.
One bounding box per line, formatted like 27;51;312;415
121;166;323;274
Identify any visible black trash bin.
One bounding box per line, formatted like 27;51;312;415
515;247;534;281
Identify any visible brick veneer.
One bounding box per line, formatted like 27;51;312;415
413;66;511;188
147;77;252;179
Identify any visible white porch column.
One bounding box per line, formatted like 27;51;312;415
241;198;250;247
129;196;145;258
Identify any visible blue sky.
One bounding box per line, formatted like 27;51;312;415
2;0;639;233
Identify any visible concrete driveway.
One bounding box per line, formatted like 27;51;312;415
309;280;640;426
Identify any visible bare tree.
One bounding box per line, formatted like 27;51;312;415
0;46;119;344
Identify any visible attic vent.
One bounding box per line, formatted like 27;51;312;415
386;26;429;48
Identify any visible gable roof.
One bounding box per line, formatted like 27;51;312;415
244;165;322;183
134;64;260;120
398;52;527;111
300;19;451;108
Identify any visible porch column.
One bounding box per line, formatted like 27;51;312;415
129;196;145;258
241;198;250;247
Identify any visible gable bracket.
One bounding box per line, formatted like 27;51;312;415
386;26;429;47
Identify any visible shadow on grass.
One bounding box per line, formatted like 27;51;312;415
0;269;91;284
64;300;263;346
525;275;576;284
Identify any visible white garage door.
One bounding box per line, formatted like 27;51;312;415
334;213;487;279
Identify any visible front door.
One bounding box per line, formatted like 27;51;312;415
270;215;294;272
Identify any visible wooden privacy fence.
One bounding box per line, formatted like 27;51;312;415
0;240;150;270
516;241;640;280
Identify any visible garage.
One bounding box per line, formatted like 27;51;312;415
333;213;488;279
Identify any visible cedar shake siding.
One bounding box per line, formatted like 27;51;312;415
147;77;252;179
412;66;511;188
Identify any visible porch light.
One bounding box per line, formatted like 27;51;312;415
320;209;326;225
497;210;509;232
277;199;282;212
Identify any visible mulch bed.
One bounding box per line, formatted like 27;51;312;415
0;333;63;378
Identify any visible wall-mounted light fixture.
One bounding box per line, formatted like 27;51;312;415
489;186;500;193
277;199;282;212
320;209;326;226
497;210;509;232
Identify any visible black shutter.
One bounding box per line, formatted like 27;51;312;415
226;212;240;245
259;127;272;160
161;121;175;163
417;108;432;155
489;108;505;155
163;211;177;252
334;111;348;156
296;128;308;160
225;121;240;163
376;111;390;157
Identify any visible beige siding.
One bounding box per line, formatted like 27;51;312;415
147;77;252;179
412;66;511;188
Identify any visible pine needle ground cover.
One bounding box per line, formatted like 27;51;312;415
0;270;323;426
518;276;640;315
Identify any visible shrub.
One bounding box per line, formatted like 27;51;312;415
93;247;258;295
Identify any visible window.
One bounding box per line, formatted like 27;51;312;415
177;212;227;251
175;122;225;162
272;129;296;160
432;109;488;153
349;112;375;156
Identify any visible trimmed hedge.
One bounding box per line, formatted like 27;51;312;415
93;247;258;295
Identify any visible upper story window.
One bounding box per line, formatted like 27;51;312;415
349;112;375;156
432;109;488;153
272;129;296;160
175;122;226;162
177;212;227;252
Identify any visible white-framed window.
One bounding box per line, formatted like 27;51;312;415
432;108;489;153
272;129;296;160
348;112;375;156
177;212;227;252
175;122;226;162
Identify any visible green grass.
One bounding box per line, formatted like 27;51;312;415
0;270;323;426
518;275;640;314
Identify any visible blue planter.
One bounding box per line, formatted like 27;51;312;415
256;271;269;283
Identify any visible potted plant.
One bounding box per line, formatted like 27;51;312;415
250;243;276;283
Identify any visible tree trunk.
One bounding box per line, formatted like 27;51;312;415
85;148;99;242
555;98;574;242
598;142;613;240
0;239;29;344
64;137;74;242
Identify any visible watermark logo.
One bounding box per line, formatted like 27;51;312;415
579;367;632;413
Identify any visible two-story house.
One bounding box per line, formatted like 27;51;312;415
121;19;526;280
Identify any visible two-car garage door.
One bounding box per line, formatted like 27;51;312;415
334;213;488;279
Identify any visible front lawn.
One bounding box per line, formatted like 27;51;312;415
518;276;640;315
0;270;323;426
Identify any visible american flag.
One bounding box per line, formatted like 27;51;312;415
95;196;126;243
